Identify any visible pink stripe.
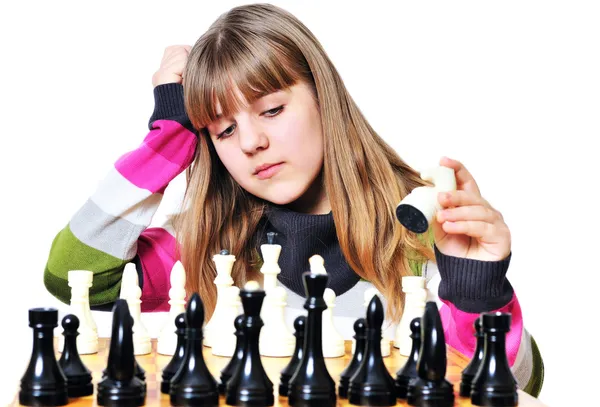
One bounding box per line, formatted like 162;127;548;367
114;120;196;193
137;227;179;312
145;120;197;165
440;293;523;366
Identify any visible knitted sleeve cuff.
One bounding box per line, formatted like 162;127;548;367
435;245;514;313
147;83;196;134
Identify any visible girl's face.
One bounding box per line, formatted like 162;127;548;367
206;82;328;213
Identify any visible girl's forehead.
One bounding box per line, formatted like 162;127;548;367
212;84;250;118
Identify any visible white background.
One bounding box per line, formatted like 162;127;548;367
1;1;599;405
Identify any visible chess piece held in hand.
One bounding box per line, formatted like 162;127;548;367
396;166;456;233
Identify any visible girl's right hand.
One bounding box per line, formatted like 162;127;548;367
152;45;192;87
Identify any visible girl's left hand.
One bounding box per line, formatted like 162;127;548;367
432;157;511;261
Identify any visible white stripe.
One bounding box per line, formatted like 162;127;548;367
511;328;533;389
90;167;163;226
424;260;444;308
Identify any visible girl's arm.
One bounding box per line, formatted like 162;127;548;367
44;83;196;311
426;246;544;397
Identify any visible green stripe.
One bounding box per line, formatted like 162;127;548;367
44;224;127;306
522;335;544;397
407;228;435;276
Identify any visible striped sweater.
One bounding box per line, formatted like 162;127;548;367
43;83;544;397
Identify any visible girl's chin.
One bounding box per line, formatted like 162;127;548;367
251;189;307;207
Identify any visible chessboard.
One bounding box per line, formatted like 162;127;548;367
10;338;546;407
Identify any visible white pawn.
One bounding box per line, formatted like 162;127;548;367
59;270;98;354
353;287;391;357
259;286;295;357
204;249;236;348
260;231;282;291
322;288;345;358
157;261;187;355
309;254;326;275
212;286;242;357
394;276;427;355
121;263;151;355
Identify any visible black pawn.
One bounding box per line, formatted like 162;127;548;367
460;317;485;397
287;272;336;407
19;307;68;406
395;317;421;399
97;299;145;406
169;292;219;406
161;313;186;394
348;295;396;406
407;302;454;407
225;286;274;406
338;318;367;399
279;315;307;397
58;314;93;397
470;312;518;406
219;315;246;395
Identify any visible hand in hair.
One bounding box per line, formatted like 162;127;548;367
152;45;192;87
432;156;512;262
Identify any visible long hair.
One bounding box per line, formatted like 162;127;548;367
177;3;435;321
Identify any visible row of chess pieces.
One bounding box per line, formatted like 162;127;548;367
19;270;518;407
56;233;430;361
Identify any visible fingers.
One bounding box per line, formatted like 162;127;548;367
441;220;511;245
439;156;481;196
154;45;191;87
437;205;501;224
438;190;490;209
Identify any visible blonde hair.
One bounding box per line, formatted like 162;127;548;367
178;3;434;321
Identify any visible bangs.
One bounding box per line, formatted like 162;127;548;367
187;31;306;130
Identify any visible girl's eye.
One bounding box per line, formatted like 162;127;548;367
263;105;284;117
217;124;236;139
216;105;284;139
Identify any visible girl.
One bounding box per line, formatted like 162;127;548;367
43;3;543;396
